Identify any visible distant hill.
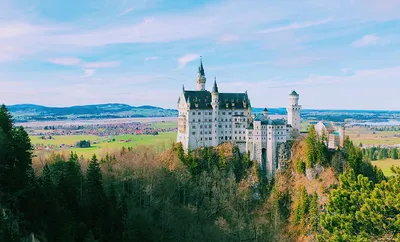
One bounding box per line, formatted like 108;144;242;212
8;103;178;122
7;103;400;123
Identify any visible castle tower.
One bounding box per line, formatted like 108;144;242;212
262;107;268;119
196;57;206;91
286;90;301;133
211;77;219;146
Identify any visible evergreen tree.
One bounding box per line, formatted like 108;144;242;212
308;193;319;232
305;125;318;168
86;154;107;240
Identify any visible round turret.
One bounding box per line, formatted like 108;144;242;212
263;107;268;117
289;90;299;106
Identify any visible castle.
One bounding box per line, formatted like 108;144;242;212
314;121;345;149
176;59;301;176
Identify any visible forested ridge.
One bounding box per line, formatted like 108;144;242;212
1;105;400;242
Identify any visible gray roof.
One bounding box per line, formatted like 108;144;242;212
290;90;299;96
183;90;250;110
252;113;287;125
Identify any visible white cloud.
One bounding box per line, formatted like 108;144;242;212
218;34;240;42
145;56;159;61
0;22;48;39
48;57;82;66
274;56;327;67
48;57;119;68
257;19;332;34
352;34;380;47
177;54;199;69
118;6;135;16
82;69;95;77
83;61;120;68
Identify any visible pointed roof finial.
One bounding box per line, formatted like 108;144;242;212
182;84;185;91
198;56;205;76
212;77;218;93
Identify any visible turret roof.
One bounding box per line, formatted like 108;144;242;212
212;77;219;93
198;57;205;76
289;90;299;96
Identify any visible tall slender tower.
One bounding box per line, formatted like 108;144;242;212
287;90;301;133
211;77;219;146
196;57;206;91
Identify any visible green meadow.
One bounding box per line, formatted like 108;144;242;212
31;132;177;159
372;158;400;176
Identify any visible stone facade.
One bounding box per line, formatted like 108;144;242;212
314;121;345;149
177;59;301;177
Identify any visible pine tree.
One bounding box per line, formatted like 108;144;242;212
308;192;319;232
86;154;106;240
305;125;318;168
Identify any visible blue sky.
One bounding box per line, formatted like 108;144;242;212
1;0;400;110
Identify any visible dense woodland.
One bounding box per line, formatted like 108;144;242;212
1;105;400;241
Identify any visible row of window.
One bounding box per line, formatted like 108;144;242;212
192;111;245;116
249;136;286;141
255;125;286;129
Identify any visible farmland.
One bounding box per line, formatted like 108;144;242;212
372;158;400;176
346;126;400;146
32;132;177;159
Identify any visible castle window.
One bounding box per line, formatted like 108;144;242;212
235;137;237;140
219;125;222;128
239;137;241;140
200;131;202;134
222;112;226;115
209;112;212;115
209;125;211;128
235;112;238;115
192;132;195;135
229;125;231;128
198;119;201;122
235;131;237;134
200;137;202;140
193;119;195;122
192;112;195;115
229;112;232;115
209;131;211;134
198;112;201;115
241;112;244;115
192;125;195;128
200;125;202;128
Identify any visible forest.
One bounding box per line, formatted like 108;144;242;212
1;104;400;242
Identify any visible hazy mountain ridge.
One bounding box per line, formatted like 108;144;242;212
8;103;177;122
7;103;400;122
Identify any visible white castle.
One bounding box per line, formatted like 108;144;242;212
177;59;301;176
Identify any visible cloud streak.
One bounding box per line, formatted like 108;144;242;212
352;34;380;47
177;54;199;69
257;19;332;34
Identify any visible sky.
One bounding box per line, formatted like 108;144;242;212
1;0;400;110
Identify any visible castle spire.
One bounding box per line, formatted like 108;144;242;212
182;84;185;91
212;77;218;93
196;56;206;91
198;56;205;76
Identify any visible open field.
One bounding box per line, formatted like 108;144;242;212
346;126;400;146
372;158;400;176
151;121;178;129
32;132;177;159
